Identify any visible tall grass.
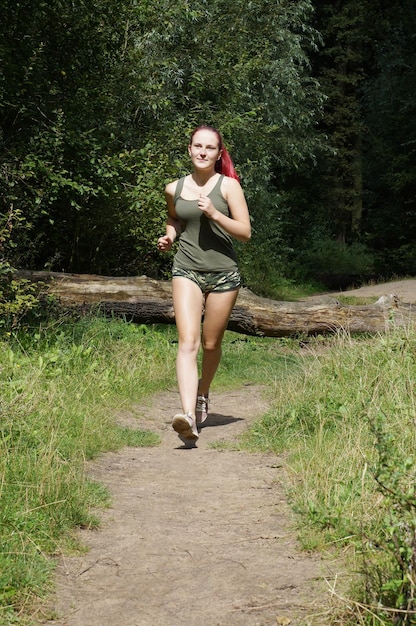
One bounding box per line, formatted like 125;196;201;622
0;316;176;623
243;327;416;624
0;314;297;624
6;306;414;625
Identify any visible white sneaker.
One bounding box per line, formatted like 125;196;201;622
172;413;199;443
196;394;209;424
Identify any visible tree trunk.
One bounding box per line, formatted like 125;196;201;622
19;271;416;337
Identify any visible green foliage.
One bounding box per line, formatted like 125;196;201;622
0;266;40;333
1;0;416;288
0;0;136;272
364;414;416;623
381;245;416;278
0;0;325;278
361;0;416;275
295;237;375;286
301;0;371;242
121;143;182;277
0;212;51;333
287;0;416;286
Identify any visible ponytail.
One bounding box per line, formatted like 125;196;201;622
215;145;240;182
189;125;240;182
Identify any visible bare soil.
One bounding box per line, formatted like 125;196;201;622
327;278;416;303
45;385;335;626
44;280;416;626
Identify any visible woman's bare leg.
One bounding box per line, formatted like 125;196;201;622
198;289;239;395
172;277;204;418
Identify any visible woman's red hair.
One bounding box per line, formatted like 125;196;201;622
189;125;240;182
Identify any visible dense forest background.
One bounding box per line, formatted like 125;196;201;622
1;0;415;296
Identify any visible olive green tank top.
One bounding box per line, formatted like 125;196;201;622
172;175;238;272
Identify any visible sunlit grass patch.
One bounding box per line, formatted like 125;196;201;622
0;315;301;622
244;326;416;622
0;316;175;620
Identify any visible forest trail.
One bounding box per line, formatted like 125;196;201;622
44;279;416;625
333;279;416;303
45;384;335;626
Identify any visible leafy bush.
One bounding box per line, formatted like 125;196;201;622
0;263;43;334
375;244;416;278
297;238;375;287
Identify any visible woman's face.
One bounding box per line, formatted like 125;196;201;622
188;129;222;171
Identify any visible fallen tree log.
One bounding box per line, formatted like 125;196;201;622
18;270;416;337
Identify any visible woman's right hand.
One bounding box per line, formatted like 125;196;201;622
157;235;173;252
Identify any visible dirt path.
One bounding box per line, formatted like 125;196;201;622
43;279;416;626
337;278;416;303
45;384;334;626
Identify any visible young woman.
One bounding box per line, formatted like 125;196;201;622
157;125;251;445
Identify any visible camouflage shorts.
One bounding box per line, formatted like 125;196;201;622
172;267;241;294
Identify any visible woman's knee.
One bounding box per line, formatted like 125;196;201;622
178;337;200;356
201;338;222;353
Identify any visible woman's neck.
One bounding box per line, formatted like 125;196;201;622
191;171;217;187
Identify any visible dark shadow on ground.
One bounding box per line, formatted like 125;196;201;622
199;413;245;429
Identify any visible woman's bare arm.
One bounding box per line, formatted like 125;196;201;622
157;181;181;251
197;177;251;242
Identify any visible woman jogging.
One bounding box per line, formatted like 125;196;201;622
157;125;251;445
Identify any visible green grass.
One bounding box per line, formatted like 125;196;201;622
0;314;298;624
211;332;301;389
242;327;416;624
0;316;172;623
257;276;329;302
3;308;415;625
336;294;379;305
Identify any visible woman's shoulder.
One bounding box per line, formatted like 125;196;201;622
221;174;240;184
220;175;242;194
165;175;188;196
165;179;178;195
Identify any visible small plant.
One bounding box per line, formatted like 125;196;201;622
0;207;46;333
0;262;43;333
362;413;416;624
